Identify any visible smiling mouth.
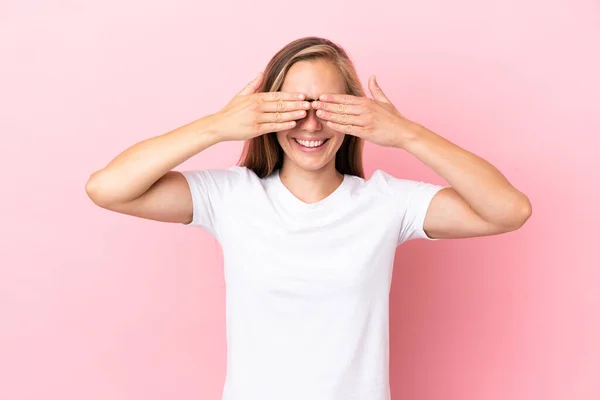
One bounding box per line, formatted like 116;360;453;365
293;138;330;148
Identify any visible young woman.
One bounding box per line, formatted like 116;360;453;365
86;37;531;400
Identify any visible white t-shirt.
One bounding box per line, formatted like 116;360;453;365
181;166;444;400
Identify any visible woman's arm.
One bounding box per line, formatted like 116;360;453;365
400;124;532;239
312;76;532;239
85;116;221;224
85;71;310;224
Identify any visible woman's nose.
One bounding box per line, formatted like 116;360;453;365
299;108;321;131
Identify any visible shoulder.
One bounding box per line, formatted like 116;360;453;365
180;165;260;192
360;169;445;204
351;169;416;195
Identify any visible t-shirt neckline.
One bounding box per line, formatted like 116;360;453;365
274;169;349;214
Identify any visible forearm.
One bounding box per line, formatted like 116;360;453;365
86;115;221;205
399;124;531;227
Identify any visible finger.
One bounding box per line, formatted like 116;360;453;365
261;100;311;113
318;93;362;105
325;121;364;137
238;72;264;96
368;75;391;103
256;109;306;124
256;120;297;134
312;101;361;115
316;109;364;126
261;91;306;102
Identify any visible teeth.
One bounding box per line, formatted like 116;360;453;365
295;139;325;148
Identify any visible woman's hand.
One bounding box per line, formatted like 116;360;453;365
210;72;312;142
311;75;420;148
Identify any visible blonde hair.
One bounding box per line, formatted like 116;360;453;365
237;37;365;178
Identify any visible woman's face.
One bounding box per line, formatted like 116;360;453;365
276;59;347;173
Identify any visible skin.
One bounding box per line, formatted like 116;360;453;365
275;59;348;204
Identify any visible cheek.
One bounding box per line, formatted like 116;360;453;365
276;131;291;148
331;134;346;151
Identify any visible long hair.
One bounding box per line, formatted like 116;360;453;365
237;37;365;179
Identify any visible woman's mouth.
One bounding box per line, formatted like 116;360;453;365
293;138;329;152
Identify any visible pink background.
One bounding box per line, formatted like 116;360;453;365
1;1;599;399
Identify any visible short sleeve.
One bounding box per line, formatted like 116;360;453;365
179;166;244;240
373;170;445;245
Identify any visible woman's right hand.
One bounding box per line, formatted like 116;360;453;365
210;72;311;142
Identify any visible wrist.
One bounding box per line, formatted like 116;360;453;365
194;114;227;144
394;121;426;150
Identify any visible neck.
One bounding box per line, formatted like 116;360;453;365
279;161;344;204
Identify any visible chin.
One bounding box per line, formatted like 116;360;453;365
292;157;332;172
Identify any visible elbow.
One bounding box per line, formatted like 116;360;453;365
517;194;533;226
85;171;112;208
504;195;533;231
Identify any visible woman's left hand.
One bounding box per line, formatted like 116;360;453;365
312;75;419;148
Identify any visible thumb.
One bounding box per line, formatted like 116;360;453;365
238;71;264;95
368;75;390;103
